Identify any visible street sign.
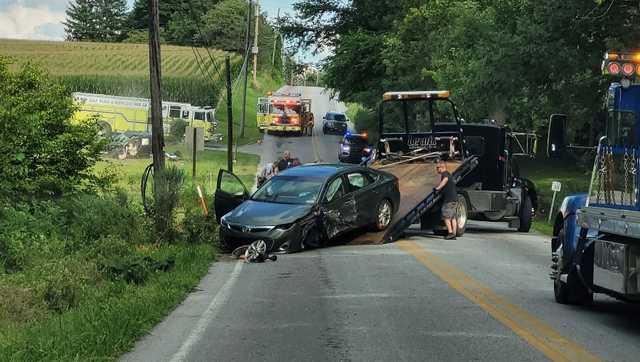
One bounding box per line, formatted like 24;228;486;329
549;181;562;222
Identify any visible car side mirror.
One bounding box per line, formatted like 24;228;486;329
547;114;567;158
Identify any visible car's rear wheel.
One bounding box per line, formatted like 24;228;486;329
374;199;393;231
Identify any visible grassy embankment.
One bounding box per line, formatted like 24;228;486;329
0;39;263;361
518;157;591;235
0;148;259;362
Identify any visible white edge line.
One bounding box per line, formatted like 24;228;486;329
170;261;244;362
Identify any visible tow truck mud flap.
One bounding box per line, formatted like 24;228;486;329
347;161;464;245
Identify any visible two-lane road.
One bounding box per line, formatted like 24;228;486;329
122;87;640;362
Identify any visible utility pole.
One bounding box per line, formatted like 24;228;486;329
272;8;280;67
225;56;234;173
252;0;260;85
148;0;164;174
239;0;252;139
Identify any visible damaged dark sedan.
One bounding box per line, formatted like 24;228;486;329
214;164;400;253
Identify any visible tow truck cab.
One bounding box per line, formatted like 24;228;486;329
550;51;640;304
435;122;538;231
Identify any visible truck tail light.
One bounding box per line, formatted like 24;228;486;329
622;63;636;76
607;62;621;75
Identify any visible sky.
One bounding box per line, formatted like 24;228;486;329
0;0;295;42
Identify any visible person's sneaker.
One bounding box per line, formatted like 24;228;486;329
444;233;456;240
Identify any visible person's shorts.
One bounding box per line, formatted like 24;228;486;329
442;201;458;219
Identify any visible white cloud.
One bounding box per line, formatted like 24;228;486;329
0;3;66;40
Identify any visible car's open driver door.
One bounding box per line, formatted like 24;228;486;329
214;169;249;222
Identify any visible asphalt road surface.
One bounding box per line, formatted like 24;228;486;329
122;87;640;362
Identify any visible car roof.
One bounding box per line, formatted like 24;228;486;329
279;163;361;178
325;112;346;116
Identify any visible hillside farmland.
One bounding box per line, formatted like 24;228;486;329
0;39;238;106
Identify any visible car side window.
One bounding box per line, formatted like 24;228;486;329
365;171;379;183
324;177;345;203
346;172;370;191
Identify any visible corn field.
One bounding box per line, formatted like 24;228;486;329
0;39;237;105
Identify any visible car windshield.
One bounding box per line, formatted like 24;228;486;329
252;175;325;205
327;113;346;122
345;136;367;145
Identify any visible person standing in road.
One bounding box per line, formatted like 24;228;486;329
435;160;458;240
277;150;301;171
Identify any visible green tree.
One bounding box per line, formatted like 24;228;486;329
0;57;104;201
64;0;128;41
96;0;128;41
63;0;98;41
201;0;249;52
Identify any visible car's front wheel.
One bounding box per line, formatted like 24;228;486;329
374;199;393;231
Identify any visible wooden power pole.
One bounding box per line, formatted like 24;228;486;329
272;8;280;67
239;0;252;138
225;56;234;173
252;0;260;85
148;0;165;173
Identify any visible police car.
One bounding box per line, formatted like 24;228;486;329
338;131;372;164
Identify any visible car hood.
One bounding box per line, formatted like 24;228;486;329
224;200;312;226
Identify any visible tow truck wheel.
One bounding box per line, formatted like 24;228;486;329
374;199;393;231
553;229;592;305
518;195;533;232
455;195;467;237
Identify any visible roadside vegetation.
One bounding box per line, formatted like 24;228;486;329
518;156;592;235
0;57;258;361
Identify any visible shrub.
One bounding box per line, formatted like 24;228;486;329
59;193;149;252
0;203;63;272
0;283;44;326
151;166;185;243
0;57;105;201
168;119;188;143
40;260;86;313
182;207;218;245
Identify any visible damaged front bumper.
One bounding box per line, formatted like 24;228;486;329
219;220;304;252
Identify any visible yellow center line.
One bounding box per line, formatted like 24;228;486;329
396;240;601;362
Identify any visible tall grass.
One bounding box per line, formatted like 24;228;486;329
57;74;220;106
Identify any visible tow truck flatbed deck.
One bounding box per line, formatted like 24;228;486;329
346;157;477;245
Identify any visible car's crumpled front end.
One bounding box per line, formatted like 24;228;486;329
218;200;315;252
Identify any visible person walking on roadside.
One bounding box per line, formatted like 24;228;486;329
435;160;458;240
